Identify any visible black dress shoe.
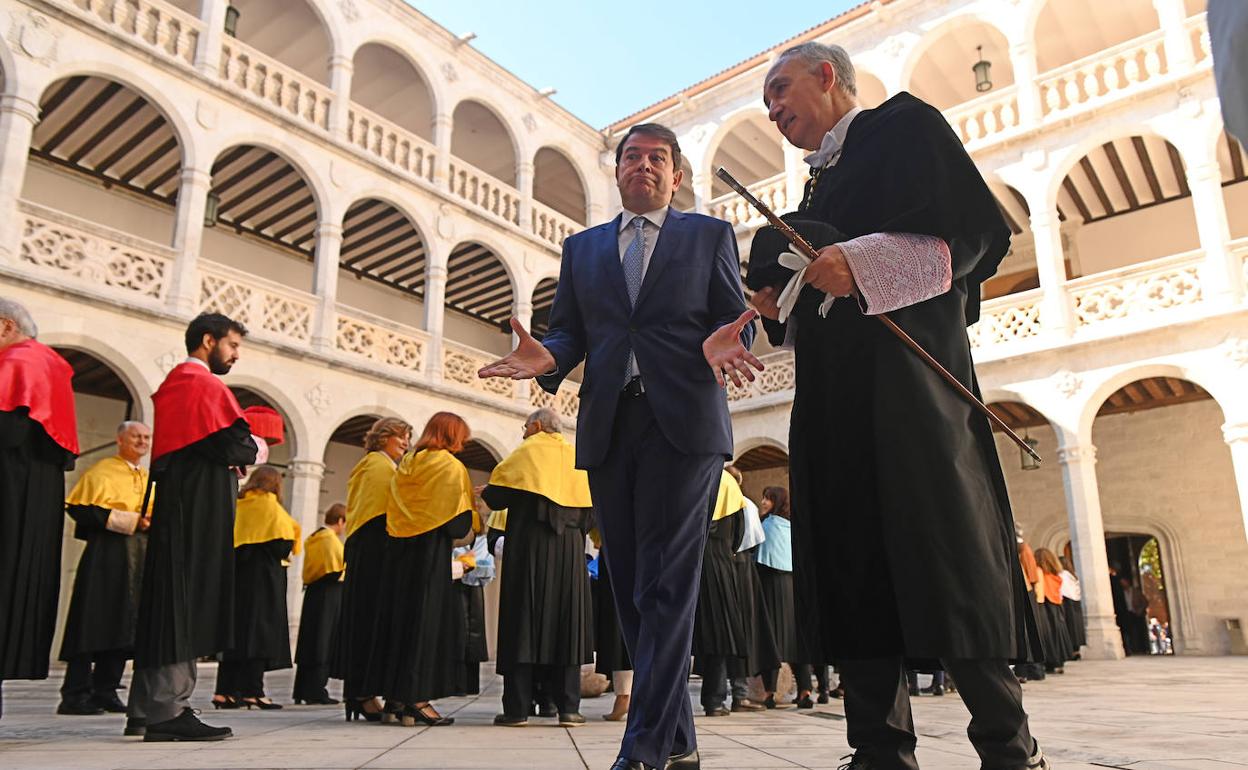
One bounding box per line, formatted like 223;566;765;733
92;692;127;713
493;713;528;727
56;698;104;715
731;698;764;712
558;712;586;726
609;758;653;770
665;748;700;769
796;694;815;709
144;708;232;742
703;706;729;717
123;717;146;737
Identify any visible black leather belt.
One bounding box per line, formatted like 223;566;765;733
622;376;645;397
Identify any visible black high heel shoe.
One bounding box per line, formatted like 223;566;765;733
211;696;241;710
242;697;283;710
401;703;453;727
344;698;382;722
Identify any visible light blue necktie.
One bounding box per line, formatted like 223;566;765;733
622;216;646;383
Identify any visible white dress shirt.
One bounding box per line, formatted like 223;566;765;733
618;206;669;278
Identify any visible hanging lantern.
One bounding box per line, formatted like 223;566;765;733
203;191;220;228
973;45;993;93
1020;432;1040;471
224;5;241;38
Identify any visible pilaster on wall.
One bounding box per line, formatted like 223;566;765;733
0;93;39;265
1058;444;1126;660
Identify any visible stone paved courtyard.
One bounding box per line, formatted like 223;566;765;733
1;657;1246;769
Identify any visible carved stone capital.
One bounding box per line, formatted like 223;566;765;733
1223;422;1248;445
289;459;326;479
1057;445;1097;466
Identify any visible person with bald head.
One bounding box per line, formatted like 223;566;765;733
483;408;595;728
58;421;153;716
0;297;78;719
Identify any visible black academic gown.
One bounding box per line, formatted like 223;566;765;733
333;515;388;697
224;538;293;670
0;410;74;681
765;92;1036;662
133;421;257;668
593;556;631;676
295;571;342;674
59;505;147;660
756;563;800;662
482;486;594;674
378;510;472;704
692;512;780;678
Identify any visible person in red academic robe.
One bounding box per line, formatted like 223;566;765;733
126;313;260;742
0;298;78;719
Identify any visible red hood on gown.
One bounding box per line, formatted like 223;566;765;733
0;339;78;454
151;361;245;461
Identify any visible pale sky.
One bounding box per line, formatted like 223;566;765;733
408;1;862;129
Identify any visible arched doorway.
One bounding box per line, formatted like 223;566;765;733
1103;533;1173;655
734;443;789;503
320;413;384;512
229;386;294;470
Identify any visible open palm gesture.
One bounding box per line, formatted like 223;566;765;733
477;318;556;380
703;309;764;388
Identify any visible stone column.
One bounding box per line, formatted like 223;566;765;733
517;159;535;234
1010;42;1042;126
1153;0;1196;72
0;93;39;265
1185;159;1239;303
194;0;228;77
691;171;711;215
783;143;806;211
512;296;533;403
285;459;325;642
168;167;214;315
1224;421;1248;548
424;256;449;383
312;222;343;353
432;112;453;188
1058;445;1125;659
327;54;354;142
1030;209;1074;336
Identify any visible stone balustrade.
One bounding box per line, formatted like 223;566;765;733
946;86;1021;146
1068;250;1204;327
1187;14;1212;64
15;201;174;306
530;378;581;422
57;0;201;67
447;159;521;226
346;105;437;184
531;200;582;248
725;351;796;403
1037;28;1169;118
335;304;428;375
199;260;316;345
441;339;520;400
220;38;334;132
968;289;1043;349
710;173;789;229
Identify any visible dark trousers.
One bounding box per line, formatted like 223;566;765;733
215;659;266;698
697;656;730;711
840;657;1033;770
589;393;722;769
794;664;830;693
461;662;480;696
292;663;331;702
61;651;128;700
502;664;579;717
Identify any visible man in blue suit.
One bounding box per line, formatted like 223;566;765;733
480;123;760;770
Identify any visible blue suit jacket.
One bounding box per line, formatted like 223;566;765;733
537;208;754;469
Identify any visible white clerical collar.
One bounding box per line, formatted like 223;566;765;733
804;107;863;169
184;356;210;371
619;206;668;232
120;457;142;472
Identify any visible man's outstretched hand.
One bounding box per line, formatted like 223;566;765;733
477;318;556;380
703;309;764;388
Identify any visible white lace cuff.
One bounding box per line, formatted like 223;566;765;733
839;233;952;315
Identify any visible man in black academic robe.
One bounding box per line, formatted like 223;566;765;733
483;408;594;727
0;299;78;719
751;44;1048;770
58;421;153;715
128;313;259;741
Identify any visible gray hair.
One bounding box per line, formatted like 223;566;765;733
776;42;858;97
117;420;149;435
0;297;37;337
526;407;561;433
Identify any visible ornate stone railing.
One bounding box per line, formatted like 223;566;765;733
726;350;796;403
968;289;1043;348
530;379;581;421
219;38;333;132
346;104;437;184
58;0;201;67
946;85;1020;145
16;200;173;304
531;200;582;248
1037;29;1168;118
447;159;521;226
710;173;789;228
1069;251;1203;328
441;340;518;400
335;304;428;375
1187;13;1211;64
199;260;316;344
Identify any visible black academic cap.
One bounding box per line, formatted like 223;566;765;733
745;214;846;292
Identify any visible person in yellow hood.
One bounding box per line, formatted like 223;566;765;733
483;408;594;728
292;503;346;705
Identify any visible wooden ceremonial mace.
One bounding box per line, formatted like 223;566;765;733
716;166;1043;465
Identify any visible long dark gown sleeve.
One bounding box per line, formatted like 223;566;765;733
0;409;31;448
192;421;259;468
66;504;112;540
440;510;473;541
249;538;293;562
